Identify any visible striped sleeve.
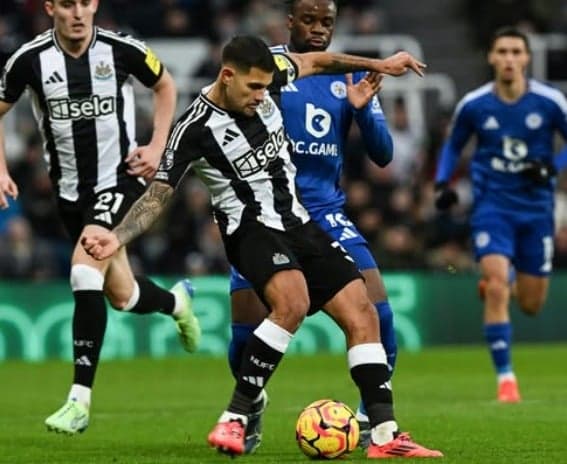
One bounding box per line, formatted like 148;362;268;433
0;50;30;103
155;99;208;187
99;29;164;87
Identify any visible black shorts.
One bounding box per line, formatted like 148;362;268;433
57;179;146;244
224;220;362;314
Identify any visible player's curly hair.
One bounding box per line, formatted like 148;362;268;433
285;0;338;14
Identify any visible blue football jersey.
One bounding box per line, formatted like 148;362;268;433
436;79;567;215
270;45;392;216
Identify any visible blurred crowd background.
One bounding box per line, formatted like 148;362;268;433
2;0;567;280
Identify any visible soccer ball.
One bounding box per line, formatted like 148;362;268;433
295;399;359;459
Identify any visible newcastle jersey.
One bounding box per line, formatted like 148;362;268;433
155;54;310;235
0;27;164;201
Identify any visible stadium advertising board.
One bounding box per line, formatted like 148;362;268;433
0;274;564;361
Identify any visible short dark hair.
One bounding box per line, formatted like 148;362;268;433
221;35;275;73
285;0;338;14
489;26;531;53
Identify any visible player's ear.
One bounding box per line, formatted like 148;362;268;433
44;0;54;17
287;14;294;31
220;66;235;85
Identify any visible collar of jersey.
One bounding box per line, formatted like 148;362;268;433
51;26;98;55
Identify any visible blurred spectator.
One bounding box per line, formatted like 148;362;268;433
374;224;425;269
381;96;423;187
3;0;567;279
462;0;557;48
0;216;59;280
553;226;567;268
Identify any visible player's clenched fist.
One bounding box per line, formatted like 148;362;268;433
377;51;426;77
81;231;121;260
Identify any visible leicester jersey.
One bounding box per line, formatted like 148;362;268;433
270;44;392;217
436;79;567;214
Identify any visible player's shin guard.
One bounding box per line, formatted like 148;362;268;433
70;265;107;388
124;275;175;314
349;343;395;427
228;323;258;378
228;319;292;414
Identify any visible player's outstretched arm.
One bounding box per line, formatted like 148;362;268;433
0;101;19;210
82;181;174;260
290;51;426;80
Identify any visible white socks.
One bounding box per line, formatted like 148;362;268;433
219;410;248;426
68;384;91;408
371;420;398;445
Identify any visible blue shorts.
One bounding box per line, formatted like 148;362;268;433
471;209;554;276
230;208;378;292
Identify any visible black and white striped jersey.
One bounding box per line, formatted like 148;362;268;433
155;54;310;236
0;27;163;202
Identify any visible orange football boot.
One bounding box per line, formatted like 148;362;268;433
498;379;521;403
367;432;443;458
207;419;246;455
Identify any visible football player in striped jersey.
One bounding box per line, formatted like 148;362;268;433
0;0;200;434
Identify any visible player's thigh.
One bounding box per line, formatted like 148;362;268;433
224;222;303;305
231;289;269;324
514;216;553;311
81;179;146;233
315;211;386;302
292;221;362;312
515;215;554;276
263;269;310;311
57;197;86;245
71;224;113;273
322;279;378;347
230;266;269;323
361;268;387;303
479;254;510;282
471;212;515;265
515;272;549;311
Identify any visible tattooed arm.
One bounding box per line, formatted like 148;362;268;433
114;181;174;246
82;181;174;260
289;51;426;80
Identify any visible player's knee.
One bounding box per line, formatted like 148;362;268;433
105;281;138;311
271;293;309;329
70;264;104;291
107;295;129;311
518;295;545;316
484;276;510;303
343;299;378;340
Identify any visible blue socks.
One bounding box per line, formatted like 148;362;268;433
358;301;398;418
376;301;397;374
228;323;258;377
484;322;513;374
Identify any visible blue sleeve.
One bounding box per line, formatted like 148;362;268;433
554;145;567;171
354;95;393;167
435;102;474;183
552;97;567;171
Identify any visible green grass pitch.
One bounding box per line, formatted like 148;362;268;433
2;344;566;463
